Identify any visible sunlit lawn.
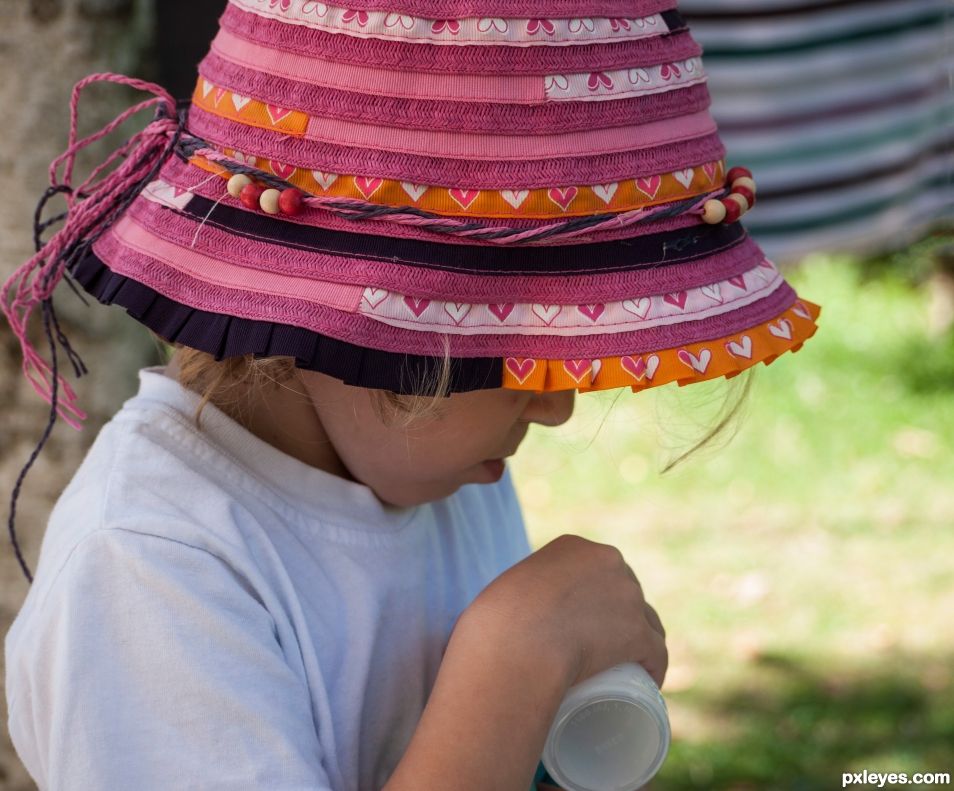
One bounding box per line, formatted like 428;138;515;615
509;237;954;790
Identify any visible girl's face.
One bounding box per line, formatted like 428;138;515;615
297;370;576;507
171;353;576;508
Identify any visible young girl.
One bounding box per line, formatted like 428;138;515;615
2;1;820;789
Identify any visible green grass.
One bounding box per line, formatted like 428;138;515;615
509;235;954;790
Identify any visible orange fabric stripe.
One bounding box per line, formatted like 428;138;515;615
193;79;309;136
188;150;726;220
501;299;822;393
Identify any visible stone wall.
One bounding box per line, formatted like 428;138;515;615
0;2;156;787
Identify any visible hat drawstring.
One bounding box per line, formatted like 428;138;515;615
186;138;733;246
2;73;180;431
2;73;180;585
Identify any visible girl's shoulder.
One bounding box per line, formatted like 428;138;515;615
28;368;277;595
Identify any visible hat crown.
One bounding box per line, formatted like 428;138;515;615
190;0;716;194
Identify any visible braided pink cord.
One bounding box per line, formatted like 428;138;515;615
196;148;718;245
1;73;178;430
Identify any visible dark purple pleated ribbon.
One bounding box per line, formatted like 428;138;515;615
69;248;503;395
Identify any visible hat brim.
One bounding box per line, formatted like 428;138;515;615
76;155;820;395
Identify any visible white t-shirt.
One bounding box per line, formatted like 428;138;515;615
5;367;533;791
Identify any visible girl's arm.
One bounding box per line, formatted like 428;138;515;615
386;532;668;791
5;526;334;791
383;605;573;791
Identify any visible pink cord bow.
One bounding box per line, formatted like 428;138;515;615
1;73;178;430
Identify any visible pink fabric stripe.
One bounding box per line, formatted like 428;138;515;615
158;155;715;246
320;0;677;18
228;0;674;47
126;193;764;303
110;214;364;311
121;198;779;336
357;270;783;337
211;29;542;103
186;107;725;188
302;110;715;159
221;5;701;75
93;228;796;359
199;51;712;134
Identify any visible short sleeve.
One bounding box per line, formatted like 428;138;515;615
5;527;333;791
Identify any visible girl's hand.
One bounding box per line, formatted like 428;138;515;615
464;534;668;690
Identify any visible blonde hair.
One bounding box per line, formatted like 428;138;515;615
154;334;751;471
659;368;755;473
154;334;453;432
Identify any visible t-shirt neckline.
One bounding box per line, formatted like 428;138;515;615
130;366;423;532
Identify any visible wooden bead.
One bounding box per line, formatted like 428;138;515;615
721;197;742;223
701;199;727;224
726;166;752;183
227;174;253;198
727;193;749;213
733;176;757;194
279;188;304;216
239;183;264;211
732;185;756;207
260;188;282;215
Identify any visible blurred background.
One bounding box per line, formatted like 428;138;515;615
0;1;951;789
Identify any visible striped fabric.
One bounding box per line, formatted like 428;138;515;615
680;0;954;263
74;0;821;395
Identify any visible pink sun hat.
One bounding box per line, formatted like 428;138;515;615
2;0;820;433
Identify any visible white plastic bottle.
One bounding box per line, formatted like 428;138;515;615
541;663;670;791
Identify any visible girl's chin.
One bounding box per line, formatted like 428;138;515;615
370;462;507;507
480;458;506;481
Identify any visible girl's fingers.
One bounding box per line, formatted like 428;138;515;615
643;602;666;639
637;622;669;689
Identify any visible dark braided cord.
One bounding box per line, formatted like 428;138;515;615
7;103;187;585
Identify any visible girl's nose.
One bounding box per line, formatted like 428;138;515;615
521;389;576;428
